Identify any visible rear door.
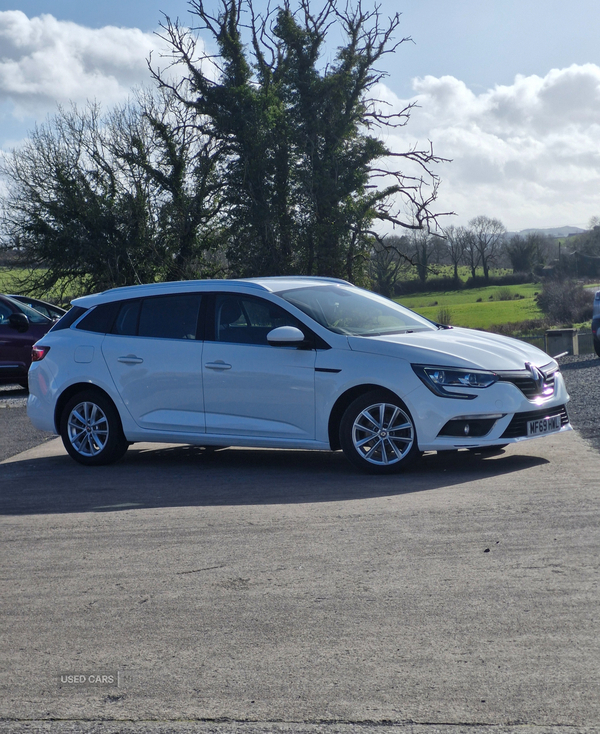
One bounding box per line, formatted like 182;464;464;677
101;293;206;433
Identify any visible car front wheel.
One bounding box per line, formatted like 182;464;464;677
339;390;419;474
60;390;129;466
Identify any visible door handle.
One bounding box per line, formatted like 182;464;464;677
205;361;232;371
117;355;144;364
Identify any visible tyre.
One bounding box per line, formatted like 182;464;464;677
594;337;600;359
339;390;419;474
60;390;129;466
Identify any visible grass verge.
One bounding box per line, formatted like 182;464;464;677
397;283;543;330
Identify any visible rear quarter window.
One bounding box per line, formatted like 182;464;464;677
76;302;121;334
50;306;88;332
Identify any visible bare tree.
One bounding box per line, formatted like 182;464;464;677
408;229;439;287
442;224;470;280
462;228;480;279
368;234;411;296
468;215;506;282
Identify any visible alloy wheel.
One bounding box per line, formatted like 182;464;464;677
67;401;110;458
351;401;415;466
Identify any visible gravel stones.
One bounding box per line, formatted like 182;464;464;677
557;353;600;453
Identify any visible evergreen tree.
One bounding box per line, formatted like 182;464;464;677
153;0;448;280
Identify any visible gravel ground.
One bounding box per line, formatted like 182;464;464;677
0;353;598;464
558;353;600;451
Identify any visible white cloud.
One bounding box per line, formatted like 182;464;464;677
1;13;598;232
378;64;600;230
0;11;170;118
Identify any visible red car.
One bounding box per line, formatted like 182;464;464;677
0;295;53;388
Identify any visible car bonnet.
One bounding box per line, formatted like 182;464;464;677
347;327;556;372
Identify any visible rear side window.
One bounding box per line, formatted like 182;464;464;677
76;302;121;334
112;300;141;336
138;294;202;340
74;293;204;339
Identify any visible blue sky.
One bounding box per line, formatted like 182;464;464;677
11;0;600;96
2;0;600;229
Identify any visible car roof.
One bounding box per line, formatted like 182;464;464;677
71;276;353;308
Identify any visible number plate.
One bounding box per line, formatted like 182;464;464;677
527;414;561;436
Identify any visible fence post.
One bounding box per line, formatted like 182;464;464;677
545;328;578;357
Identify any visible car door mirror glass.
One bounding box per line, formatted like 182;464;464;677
267;325;305;346
9;312;29;332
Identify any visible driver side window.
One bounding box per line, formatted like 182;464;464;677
214;295;300;345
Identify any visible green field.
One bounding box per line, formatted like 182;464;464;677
396;283;543;330
0;267;25;292
0;268;79;304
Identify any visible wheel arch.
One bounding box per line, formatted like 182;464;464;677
54;383;121;434
328;383;401;451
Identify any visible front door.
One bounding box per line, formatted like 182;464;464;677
202;294;316;439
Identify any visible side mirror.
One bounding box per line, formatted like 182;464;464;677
267;325;306;347
9;312;29;333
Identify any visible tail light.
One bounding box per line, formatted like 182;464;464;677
31;345;50;362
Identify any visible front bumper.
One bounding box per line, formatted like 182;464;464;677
406;370;571;451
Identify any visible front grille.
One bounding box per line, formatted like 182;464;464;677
501;404;569;439
497;368;556;399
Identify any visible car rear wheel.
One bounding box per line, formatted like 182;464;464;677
60;390;128;466
594;337;600;359
339;390;419;474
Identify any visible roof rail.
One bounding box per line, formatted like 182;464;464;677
94;278;271;296
243;275;352;286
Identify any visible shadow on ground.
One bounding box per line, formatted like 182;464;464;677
0;442;548;516
561;357;599;371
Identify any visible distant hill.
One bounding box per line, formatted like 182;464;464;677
507;226;586;238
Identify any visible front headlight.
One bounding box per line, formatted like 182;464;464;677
412;364;498;400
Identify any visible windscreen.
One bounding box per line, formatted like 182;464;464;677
278;284;436;336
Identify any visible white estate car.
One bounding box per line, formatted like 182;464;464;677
27;277;571;473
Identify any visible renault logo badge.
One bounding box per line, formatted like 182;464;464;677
525;362;545;391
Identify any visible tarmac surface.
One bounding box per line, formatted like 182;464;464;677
1;423;599;733
0;384;55;463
